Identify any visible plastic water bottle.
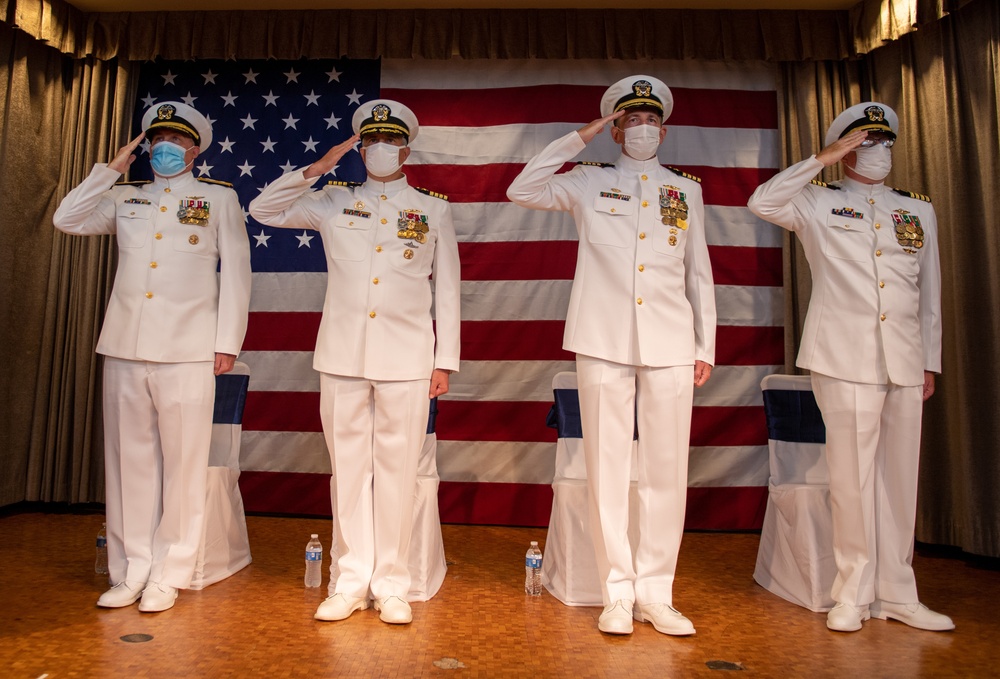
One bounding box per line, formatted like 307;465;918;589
305;534;323;588
524;540;543;596
95;522;109;576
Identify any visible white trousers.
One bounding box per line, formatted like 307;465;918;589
811;373;923;606
102;357;215;589
320;373;429;601
576;355;694;606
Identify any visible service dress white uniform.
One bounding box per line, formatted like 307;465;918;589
507;131;716;607
53;165;251;589
249;170;460;601
747;155;942;607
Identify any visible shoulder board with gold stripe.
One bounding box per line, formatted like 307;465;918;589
576;161;615;168
115;180;152;186
415;187;448;201
810;179;841;190
667;166;701;183
197;177;234;188
892;187;932;202
327;180;363;188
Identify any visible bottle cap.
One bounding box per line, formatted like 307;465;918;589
530;541;538;546
311;534;319;538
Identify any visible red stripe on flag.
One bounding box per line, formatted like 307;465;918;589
462;320;574;361
459;241;779;286
403;164;776;207
715;325;784;366
244;391;322;432
243;312;320;352
691;406;767;447
239;471;767;529
436;401;558;443
709;245;783;287
383;86;777;130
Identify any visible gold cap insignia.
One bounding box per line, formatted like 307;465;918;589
633;80;652;97
157;104;176;120
373;104;391;122
864;105;885;123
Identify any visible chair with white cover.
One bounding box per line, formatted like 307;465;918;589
753;373;836;612
190;361;253;589
541;371;639;606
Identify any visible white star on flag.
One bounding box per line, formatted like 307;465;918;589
181;92;197;106
278;160;297;174
324;113;341;129
302;137;319;153
284;69;300;83
237;160;256;176
282;114;299;129
221;92;238;107
141;93;156;108
161;70;177;85
346;89;363;106
263;91;280;107
304;90;321;106
326;67;342;82
243;69;258;84
196;160;213;176
260;137;277;153
202;70;217;85
296;231;315;248
252;230;271;247
218;137;236;153
240;114;258;129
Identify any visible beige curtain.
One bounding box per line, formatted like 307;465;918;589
779;0;1000;556
0;19;134;505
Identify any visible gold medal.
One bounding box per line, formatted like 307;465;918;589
403;249;414;259
189;234;199;245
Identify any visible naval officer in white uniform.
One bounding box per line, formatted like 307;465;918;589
747;102;952;633
53;102;251;612
250;100;460;626
507;76;716;636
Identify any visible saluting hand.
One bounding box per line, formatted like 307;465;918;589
108;133;146;175
577;110;625;144
304;134;361;179
815;129;870;167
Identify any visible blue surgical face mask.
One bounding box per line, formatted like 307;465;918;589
150;141;192;177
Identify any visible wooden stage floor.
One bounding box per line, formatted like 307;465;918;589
0;511;997;678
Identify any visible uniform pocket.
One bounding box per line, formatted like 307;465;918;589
587;195;635;248
115;203;153;248
328;212;373;261
823;214;870;262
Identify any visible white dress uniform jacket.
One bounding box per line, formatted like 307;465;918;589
249;170;461;380
53;165;251;361
747;156;942;386
506;131;716;368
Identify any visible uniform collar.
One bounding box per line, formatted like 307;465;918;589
616;152;662;174
841;175;886;197
362;175;409;199
148;171;198;193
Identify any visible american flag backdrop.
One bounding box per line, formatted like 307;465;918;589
129;57;783;529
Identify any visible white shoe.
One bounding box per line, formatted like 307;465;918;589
826;602;870;632
315;593;369;621
871;600;955;631
138;582;178;613
598;600;634;635
374;596;412;624
97;581;145;608
634;603;696;636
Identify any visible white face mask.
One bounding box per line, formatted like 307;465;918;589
364;142;404;178
623;124;661;160
848;144;892;182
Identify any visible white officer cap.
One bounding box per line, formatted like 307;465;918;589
351;99;419;143
142;101;213;151
824;101;898;147
600;75;674;121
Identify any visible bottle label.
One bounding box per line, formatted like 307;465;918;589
526;556;541;569
97;537;107;548
306;551;323;562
